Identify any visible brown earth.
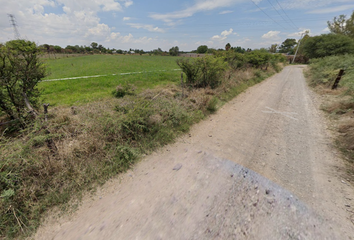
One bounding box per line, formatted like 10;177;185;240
34;65;354;239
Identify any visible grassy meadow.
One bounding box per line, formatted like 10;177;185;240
40;55;181;105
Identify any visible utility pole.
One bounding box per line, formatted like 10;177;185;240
292;31;308;64
8;14;21;39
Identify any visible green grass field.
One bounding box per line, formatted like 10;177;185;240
39;55;181;105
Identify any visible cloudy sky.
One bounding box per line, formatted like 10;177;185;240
1;0;353;51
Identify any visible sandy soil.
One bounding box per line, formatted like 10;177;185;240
34;65;354;239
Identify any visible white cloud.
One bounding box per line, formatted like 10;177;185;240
124;0;133;7
150;0;244;23
127;23;165;33
307;4;354;14
287;29;311;38
0;0;135;46
123;17;131;21
261;31;280;40
219;10;233;14
281;0;354;10
108;32;153;44
211;28;234;41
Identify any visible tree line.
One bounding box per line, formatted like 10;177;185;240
268;10;354;60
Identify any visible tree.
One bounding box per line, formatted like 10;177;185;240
169;46;179;56
269;44;278;53
0;40;46;120
91;42;98;49
327;11;354;38
152;48;163;55
225;43;231;51
232;46;246;53
279;38;297;54
302;34;354;58
53;45;62;53
196;45;208;54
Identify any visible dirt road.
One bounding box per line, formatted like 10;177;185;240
35;66;354;239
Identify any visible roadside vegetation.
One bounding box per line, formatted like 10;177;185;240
0;39;285;238
305;11;354;177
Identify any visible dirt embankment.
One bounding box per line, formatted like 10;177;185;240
34;65;354;239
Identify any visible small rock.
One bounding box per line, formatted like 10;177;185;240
265;189;271;195
276;152;280;155
341;180;346;184
208;134;212;137
197;150;202;154
231;174;234;178
345;205;350;208
328;180;331;182
173;164;182;171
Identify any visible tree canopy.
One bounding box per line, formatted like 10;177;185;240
327;11;354;38
196;45;208;54
302;34;354;58
279;38;297;54
169;46;179;56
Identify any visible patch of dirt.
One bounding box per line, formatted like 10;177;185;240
34;66;354;239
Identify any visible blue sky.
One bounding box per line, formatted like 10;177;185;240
1;0;354;51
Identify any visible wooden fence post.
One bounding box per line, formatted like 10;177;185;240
332;69;345;90
43;103;50;122
181;72;184;98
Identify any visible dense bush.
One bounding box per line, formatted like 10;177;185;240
176;56;228;88
303;34;354;59
308;54;354;89
0;40;46;121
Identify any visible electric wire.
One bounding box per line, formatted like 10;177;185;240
275;0;299;30
266;0;297;31
249;0;287;30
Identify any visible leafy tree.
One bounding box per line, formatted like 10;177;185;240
196;45;208;54
225;43;231;51
91;42;98;49
231;46;246;53
327;11;354;38
302;33;354;58
169;46;179;56
152;48;163;55
0;40;46;120
269;44;278;53
279;38;297;54
53;45;62;53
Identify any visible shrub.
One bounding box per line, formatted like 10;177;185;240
303;34;354;59
0;40;46;121
177;56;228;89
112;83;136;98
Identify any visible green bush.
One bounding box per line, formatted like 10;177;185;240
303;34;354;59
112;83;136;98
177;56;228;89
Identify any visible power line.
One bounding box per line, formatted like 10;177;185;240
8;14;21;39
275;0;299;30
266;0;297;31
249;0;287;30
